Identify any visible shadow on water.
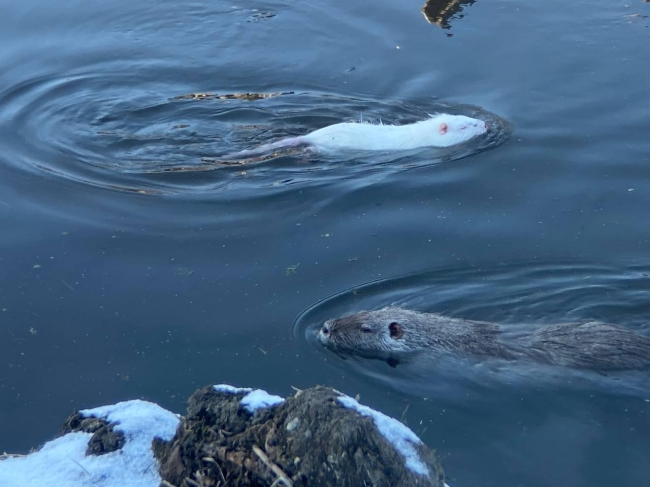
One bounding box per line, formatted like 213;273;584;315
293;260;650;401
0;75;511;197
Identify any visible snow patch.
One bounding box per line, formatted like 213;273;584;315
81;399;179;442
214;384;253;394
214;384;284;413
337;395;430;477
0;399;179;487
241;389;285;413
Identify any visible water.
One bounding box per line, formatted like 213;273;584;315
0;0;649;486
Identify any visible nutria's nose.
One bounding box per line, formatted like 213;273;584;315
321;326;329;335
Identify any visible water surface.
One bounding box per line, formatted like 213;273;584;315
1;1;649;486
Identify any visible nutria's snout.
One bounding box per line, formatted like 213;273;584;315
317;320;333;343
475;120;488;130
466;120;488;133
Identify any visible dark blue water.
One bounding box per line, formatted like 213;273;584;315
1;0;649;486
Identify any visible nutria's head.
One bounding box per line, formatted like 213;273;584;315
317;307;430;365
434;114;487;146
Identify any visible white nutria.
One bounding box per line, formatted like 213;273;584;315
225;113;488;159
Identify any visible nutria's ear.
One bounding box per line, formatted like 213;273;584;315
388;322;403;339
438;122;448;135
386;357;399;368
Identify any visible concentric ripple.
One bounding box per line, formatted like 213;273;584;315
0;69;511;196
294;261;650;400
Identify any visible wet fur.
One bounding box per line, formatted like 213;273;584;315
224;113;487;159
318;306;650;372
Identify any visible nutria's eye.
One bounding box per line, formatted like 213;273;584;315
388;322;403;339
361;325;373;333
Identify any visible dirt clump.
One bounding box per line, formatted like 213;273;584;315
154;385;445;487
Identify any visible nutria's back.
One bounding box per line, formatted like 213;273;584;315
317;306;650;372
305;114;487;151
526;321;650;371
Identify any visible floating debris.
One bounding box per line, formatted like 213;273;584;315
285;263;300;275
170;91;294;102
200;146;304;168
249;11;276;21
175;267;194;276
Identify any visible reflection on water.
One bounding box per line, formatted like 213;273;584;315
421;0;477;30
294;261;650;400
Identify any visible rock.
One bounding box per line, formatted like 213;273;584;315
154;385;445;487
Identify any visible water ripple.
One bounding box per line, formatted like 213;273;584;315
0;70;511;197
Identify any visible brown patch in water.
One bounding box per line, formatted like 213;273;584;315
170;91;294;102
421;0;476;29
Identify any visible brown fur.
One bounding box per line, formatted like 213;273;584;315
318;306;650;372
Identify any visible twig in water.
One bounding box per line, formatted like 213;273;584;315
70;458;91;476
400;403;410;423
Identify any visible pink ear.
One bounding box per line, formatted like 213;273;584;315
439;123;448;135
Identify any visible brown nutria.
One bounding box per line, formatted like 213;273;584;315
317;306;650;372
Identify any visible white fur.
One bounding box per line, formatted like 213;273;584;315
303;114;487;151
224;113;487;160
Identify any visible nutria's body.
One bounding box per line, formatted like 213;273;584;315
318;307;650;372
224;113;488;160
